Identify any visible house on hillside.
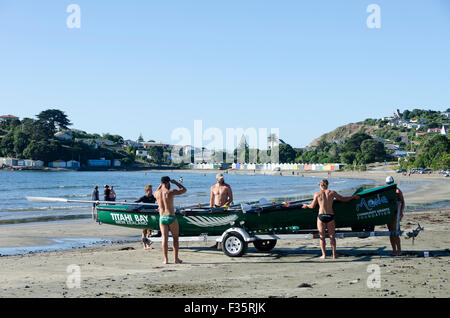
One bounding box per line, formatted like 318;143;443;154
0;115;19;123
427;128;442;133
442;125;449;135
54;131;73;141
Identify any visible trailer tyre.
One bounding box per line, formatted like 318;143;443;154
222;231;248;257
253;240;277;251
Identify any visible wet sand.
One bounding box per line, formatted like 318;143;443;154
0;171;448;298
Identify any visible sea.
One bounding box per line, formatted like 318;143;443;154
0;170;376;226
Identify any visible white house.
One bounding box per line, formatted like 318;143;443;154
442;125;449;135
136;150;148;157
54;131;73;141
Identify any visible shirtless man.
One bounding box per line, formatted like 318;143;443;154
302;179;359;259
154;176;187;264
385;176;405;256
210;173;233;208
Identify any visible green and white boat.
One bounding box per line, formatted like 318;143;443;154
28;184;423;257
96;184;398;235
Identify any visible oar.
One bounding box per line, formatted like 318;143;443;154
26;196;158;207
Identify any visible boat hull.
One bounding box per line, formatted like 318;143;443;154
97;184;398;236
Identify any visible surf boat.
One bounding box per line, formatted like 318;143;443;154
96;184;398;236
28;184;423;257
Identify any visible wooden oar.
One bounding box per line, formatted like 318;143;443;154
26;196;158;207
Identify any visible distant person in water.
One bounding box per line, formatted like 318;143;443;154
109;185;116;201
302;179;359;259
91;185;99;220
385;176;405;256
178;177;183;184
135;185;157;250
103;185;110;202
210;173;233;208
154;176;187;264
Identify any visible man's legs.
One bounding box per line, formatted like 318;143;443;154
317;218;327;259
168;220;182;264
387;218;398;256
327;221;337;259
159;223;170;264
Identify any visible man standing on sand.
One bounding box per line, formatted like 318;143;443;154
302;179;359;259
210;173;233;208
385;176;405;256
91;186;99;220
154;176;187;264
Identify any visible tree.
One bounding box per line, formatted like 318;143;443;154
279;143;296;163
343;132;372;153
137;133;144;142
340;151;357;164
13;131;29;158
0;132;15;157
36;109;72;133
359;139;386;163
148;146;164;164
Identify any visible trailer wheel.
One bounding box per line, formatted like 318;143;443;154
222;231;248;257
253;240;277;252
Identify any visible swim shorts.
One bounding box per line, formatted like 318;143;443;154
318;214;335;224
159;215;177;225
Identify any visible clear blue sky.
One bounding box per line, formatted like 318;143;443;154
1;0;449;147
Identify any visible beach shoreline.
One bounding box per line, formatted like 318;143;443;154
0;170;448;298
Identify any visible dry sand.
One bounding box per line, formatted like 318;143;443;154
0;171;448;298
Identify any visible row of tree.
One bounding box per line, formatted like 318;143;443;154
0;109;133;166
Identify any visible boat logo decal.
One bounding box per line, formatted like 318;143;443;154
183;215;239;227
356;194;388;212
111;213;149;226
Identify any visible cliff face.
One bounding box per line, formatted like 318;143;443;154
308;123;378;148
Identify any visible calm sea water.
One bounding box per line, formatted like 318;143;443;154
0;170;375;226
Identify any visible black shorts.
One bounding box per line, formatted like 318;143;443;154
318;214;335;224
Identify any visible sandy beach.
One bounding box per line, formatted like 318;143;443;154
0;170;449;298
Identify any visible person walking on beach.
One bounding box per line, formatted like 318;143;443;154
91;185;99;220
302;179;359;259
154;177;187;264
385;176;405;256
135;185;157;250
210;173;233;208
109;185;116;201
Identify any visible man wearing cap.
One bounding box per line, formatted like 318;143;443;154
385;176;405;256
302;179;359;259
210;173;233;208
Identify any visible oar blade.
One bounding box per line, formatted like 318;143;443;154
26;196;69;203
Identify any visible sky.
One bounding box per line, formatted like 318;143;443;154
1;0;450;148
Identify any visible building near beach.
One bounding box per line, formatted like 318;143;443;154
87;159;111;167
66;160;80;169
49;160;67;168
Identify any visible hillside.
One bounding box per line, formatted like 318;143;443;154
308;123;378;148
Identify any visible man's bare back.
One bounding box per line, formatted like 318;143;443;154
154;179;186;215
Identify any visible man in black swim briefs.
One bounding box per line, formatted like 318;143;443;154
302;179;359;259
